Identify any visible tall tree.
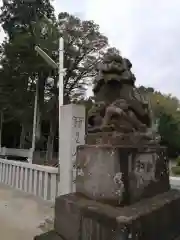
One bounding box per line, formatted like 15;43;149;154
0;0;55;148
138;86;180;156
158;113;180;157
138;86;180;120
0;7;109;161
37;12;108;161
35;12;108;102
150;92;180;119
0;0;54;39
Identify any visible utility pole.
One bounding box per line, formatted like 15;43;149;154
29;79;39;163
35;38;64;170
23;0;38;163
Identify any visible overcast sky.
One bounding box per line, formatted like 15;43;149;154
1;0;180;97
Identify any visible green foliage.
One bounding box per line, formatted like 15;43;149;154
138;86;180;157
158;113;180;157
139;85;180;120
171;156;180;175
0;0;54;123
176;156;180;166
150;91;180;119
57;12;108;101
0;1;109;151
1;0;180;159
171;166;180;175
0;0;55;39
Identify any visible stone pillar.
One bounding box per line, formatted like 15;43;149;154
59;104;85;196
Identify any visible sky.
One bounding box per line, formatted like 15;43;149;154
1;0;180;97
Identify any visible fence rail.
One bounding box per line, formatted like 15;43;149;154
0;158;59;201
0;157;179;202
0;147;32;159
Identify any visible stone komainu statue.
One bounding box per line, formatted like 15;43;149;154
87;52;152;135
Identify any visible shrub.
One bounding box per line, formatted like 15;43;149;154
172;166;180;175
176;156;180;166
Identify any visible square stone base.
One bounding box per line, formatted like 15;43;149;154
53;190;180;240
34;231;63;240
76;144;169;205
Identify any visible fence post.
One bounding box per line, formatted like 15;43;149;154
59;104;85;195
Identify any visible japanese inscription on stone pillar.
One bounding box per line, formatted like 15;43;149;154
71;116;85;191
134;153;157;189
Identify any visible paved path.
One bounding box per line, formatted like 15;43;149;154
0;183;53;240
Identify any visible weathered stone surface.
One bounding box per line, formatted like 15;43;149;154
54;190;180;240
34;230;63;240
75;145;169;205
54;193;118;240
39;52;175;240
86;131;159;145
54;193;82;240
87;52;153;135
174;235;180;240
76;145;127;206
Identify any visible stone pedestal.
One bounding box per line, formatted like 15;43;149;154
76;145;169;205
85;132;157;145
34;190;180;240
35;190;180;240
34;52;179;240
34;140;179;240
34;231;63;240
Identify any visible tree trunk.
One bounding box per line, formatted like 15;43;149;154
36;105;41;141
36;72;46;142
46;107;58;163
46;119;55;163
20;123;26;149
0;112;3;150
46;92;58;164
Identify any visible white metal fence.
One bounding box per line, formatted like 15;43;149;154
0;157;179;203
0;158;59;201
0;105;179;203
